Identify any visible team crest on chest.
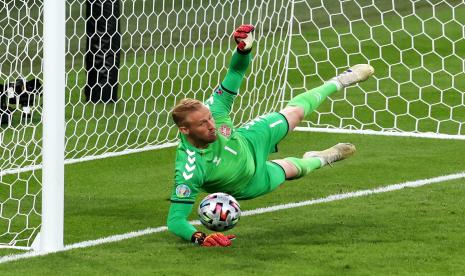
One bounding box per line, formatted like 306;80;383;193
219;124;231;137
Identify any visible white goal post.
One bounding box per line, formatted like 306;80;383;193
40;0;65;252
0;0;464;251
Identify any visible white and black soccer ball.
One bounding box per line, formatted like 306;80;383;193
198;192;241;231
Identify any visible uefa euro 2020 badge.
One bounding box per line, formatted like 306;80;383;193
176;184;191;198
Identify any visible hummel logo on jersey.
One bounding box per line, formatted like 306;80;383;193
185;163;195;172
243;115;265;130
183;172;193;180
204;96;214;109
213;156;221;166
183;149;196;180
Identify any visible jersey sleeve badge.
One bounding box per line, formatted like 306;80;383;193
175;184;191;198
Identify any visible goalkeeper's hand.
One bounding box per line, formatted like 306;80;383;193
191;231;236;247
233;24;255;52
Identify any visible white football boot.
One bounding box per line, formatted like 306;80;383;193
331;64;374;88
303;143;356;167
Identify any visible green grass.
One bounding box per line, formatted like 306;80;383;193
0;132;464;274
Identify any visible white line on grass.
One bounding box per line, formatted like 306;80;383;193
295;127;465;140
0;142;178;177
0;171;464;264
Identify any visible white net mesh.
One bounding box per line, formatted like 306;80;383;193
0;0;291;248
0;1;43;248
65;0;290;159
289;0;465;136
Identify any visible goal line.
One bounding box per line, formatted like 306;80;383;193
0;171;463;264
295;127;465;141
3;127;462;179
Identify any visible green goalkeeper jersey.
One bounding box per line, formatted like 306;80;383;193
167;50;253;241
174;118;255;200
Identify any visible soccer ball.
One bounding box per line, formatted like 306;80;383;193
198;192;241;231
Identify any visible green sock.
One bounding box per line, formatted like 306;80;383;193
284;157;322;179
286;82;339;117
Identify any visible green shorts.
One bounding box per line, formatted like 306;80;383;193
234;112;289;199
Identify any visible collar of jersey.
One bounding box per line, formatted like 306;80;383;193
179;133;213;155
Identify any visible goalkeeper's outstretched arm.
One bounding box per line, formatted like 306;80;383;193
167;202;197;241
167;154;236;247
167;202;235;247
206;24;255;129
221;24;255;94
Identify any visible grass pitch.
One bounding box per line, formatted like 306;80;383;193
0;132;464;274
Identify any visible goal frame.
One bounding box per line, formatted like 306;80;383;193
38;0;65;252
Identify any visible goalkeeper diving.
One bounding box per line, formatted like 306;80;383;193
167;24;374;247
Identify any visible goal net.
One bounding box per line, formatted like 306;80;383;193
0;0;463;249
289;0;465;138
0;0;291;249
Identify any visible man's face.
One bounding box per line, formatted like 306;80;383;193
179;106;217;148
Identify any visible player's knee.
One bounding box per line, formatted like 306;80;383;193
280;107;304;130
273;159;300;179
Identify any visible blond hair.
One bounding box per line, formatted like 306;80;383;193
171;98;205;127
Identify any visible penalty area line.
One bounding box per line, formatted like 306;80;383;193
0;171;464;264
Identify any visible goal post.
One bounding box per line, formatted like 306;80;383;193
39;0;65;252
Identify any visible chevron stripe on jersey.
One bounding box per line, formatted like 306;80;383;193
183;149;196;180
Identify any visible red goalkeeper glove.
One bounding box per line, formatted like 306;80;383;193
191;231;236;247
233;24;255;52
